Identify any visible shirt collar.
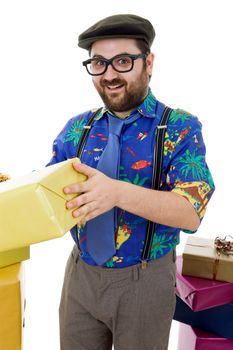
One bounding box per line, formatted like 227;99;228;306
94;88;158;120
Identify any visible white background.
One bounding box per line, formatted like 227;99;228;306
0;0;232;349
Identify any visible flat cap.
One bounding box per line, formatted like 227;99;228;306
78;14;155;50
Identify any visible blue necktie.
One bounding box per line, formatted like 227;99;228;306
86;112;140;265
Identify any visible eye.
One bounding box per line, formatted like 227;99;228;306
92;59;105;67
96;60;105;66
117;56;131;65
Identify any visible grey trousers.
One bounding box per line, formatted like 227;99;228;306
59;245;176;350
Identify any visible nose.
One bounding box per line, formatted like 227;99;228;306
103;63;119;80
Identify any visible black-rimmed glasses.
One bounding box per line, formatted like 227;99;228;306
82;53;146;76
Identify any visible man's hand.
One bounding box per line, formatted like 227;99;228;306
64;161;200;232
64;162;118;224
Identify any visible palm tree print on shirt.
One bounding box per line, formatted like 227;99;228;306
178;149;206;180
170;109;192;124
150;234;177;258
64;118;86;146
120;171;148;186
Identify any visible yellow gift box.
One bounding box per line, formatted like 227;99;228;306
0;246;30;268
182;236;233;283
0;158;86;252
0;263;25;350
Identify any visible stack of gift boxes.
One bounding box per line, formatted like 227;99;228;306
0;160;86;349
0;247;29;349
174;235;233;349
0;174;28;349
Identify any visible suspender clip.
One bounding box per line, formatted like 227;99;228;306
141;260;148;270
157;125;167;129
84;125;92;129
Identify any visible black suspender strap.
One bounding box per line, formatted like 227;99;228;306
76;108;102;159
75;108;102;246
141;106;173;269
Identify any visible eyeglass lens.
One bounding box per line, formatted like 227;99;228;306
88;55;134;75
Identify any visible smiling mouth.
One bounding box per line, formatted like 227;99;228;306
106;84;124;91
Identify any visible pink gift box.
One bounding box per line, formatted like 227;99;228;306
178;323;233;350
176;255;233;311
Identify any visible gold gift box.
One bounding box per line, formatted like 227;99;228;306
0;247;30;268
0;158;86;252
182;236;233;283
0;263;25;350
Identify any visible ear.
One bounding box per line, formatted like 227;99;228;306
146;52;155;76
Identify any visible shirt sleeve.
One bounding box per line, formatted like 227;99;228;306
46;112;93;167
46;119;72;167
165;110;215;229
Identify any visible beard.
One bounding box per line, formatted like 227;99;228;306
93;67;149;113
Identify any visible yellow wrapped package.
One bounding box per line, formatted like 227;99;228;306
0;246;30;268
0;158;86;252
0;262;25;350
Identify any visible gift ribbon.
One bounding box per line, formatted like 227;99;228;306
212;257;220;280
0;173;10;182
213;236;233;280
214;235;233;256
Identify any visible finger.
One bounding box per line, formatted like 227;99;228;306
64;180;89;195
66;192;90;209
72;162;98;178
72;201;98;218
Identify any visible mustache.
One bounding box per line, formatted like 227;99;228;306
101;78;126;87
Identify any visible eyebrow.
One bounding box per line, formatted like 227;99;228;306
91;52;131;59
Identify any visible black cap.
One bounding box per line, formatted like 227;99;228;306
78;14;155;50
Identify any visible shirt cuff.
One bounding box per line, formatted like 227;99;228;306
171;181;212;221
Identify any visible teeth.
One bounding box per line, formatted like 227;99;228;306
108;85;122;89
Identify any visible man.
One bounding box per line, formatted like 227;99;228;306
47;14;215;350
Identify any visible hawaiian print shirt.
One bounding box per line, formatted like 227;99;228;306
47;88;215;268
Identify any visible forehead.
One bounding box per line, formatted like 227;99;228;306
90;38;140;58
